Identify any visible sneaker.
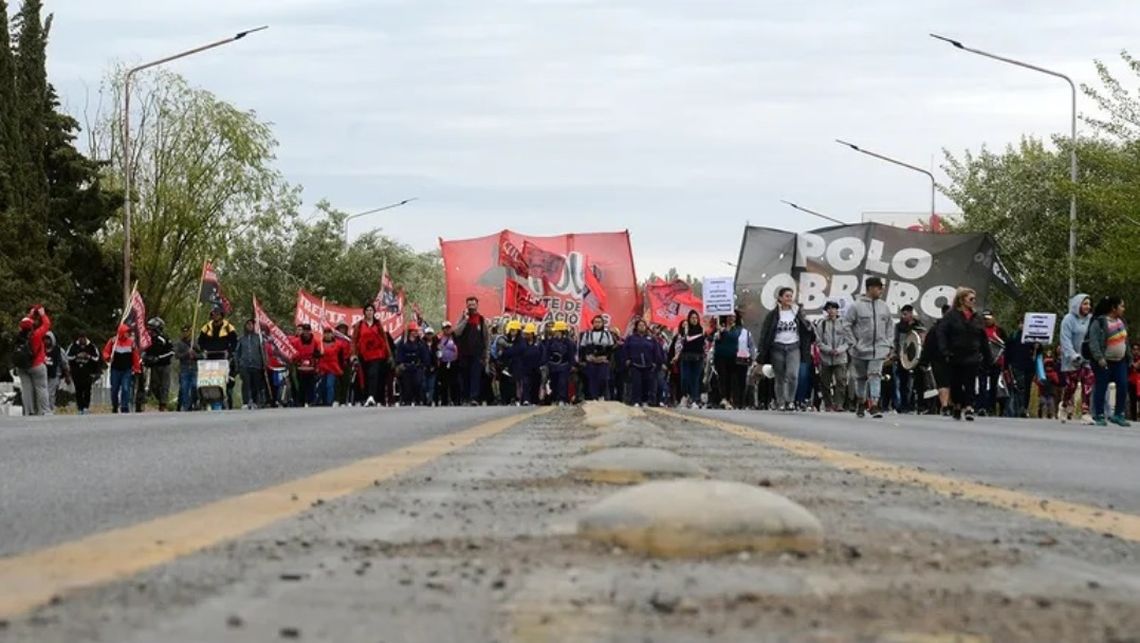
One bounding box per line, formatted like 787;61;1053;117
1110;415;1132;427
870;404;883;419
953;407;962;421
856;400;866;418
1081;413;1096;425
364;396;376;408
1093;415;1108;427
964;407;975;422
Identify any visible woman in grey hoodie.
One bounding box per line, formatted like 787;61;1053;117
1059;293;1094;422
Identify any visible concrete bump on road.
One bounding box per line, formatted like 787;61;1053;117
581;400;645;428
566;447;708;484
581;423;675;453
576;479;825;558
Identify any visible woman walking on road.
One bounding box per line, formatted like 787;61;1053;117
1087;296;1132;427
937;287;991;421
757;287;814;412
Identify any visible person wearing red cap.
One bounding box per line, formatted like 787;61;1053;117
13;306;52;415
397;322;431;406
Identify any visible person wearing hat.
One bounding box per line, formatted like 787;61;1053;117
66;332;103;415
542;320;577;405
141;317;175;412
506;322;544;405
492;320;522;405
579;315;617;401
13;305;52;416
436;320;461;405
198;307;239;408
396;322;431;405
815;300;852;412
173;324;200;411
843;277;894;418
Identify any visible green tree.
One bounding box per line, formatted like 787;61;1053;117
86;67;296;324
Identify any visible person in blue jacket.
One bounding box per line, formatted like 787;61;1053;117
396;322;431;406
625;319;666;407
542;320;577;405
506;323;545;405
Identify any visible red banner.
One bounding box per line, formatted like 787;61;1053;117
295;289;405;340
498;231;529;277
646;279;704;329
121;285;152;350
255;296;298;363
504;280;548;319
440;230;639;332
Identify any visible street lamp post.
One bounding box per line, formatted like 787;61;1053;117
930;33;1078;297
342;198;418;249
780;199;846;226
121;26;268;310
835;139;936;218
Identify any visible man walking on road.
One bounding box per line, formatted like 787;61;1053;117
454;296;490;406
235;319;267;409
816;301;851;412
893;304;923;413
845;277;893;418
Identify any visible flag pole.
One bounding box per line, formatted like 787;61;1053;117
253;295;274;408
119;281;138;325
189;260;208;349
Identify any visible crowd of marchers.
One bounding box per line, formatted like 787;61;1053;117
7;280;1135;426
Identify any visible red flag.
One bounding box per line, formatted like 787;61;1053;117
582;260;608;313
504;280;548;320
646;279;703;328
498;231;529;277
372;259;406;337
120;285;152;350
255;296;299;363
199;261;232;314
521;241;566;283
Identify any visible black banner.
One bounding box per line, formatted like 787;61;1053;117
734;223;1019;333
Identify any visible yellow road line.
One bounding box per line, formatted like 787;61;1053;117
0;409;549;619
653;409;1140;543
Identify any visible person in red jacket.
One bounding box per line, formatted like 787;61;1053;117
353;303;393;407
14;305;52;415
289;324;322;407
102;323;142;413
317;326;348;406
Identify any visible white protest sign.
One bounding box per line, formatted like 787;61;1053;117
197;360;229;388
703;276;735;316
1022;312;1056;345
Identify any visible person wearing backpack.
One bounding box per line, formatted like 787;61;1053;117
13;305;52;416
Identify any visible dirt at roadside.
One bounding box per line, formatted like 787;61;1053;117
4;408;1140;643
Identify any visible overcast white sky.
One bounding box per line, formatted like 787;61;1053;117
43;0;1139;279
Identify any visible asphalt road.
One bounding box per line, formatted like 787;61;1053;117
0;406;523;557
686;409;1140;514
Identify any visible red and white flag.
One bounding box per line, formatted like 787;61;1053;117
255;296;298;363
498;231;529;277
121;284;152;350
521;241;566;283
199;260;232;314
504;279;548;320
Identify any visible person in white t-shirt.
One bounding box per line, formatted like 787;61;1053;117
757;287;815;411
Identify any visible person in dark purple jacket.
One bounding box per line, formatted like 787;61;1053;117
624;319;665;407
506;323;544;405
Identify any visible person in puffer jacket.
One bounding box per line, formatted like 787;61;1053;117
102;324;142;413
624;319;665;407
815;300;852;411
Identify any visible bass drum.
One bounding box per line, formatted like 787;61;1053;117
899;329;924;370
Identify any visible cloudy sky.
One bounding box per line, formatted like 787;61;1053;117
44;0;1139;279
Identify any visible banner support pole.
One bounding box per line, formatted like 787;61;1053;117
189;260;208;349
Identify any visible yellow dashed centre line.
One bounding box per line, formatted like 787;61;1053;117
653;409;1140;543
0;409;550;620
